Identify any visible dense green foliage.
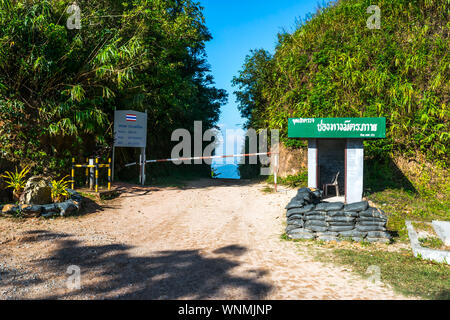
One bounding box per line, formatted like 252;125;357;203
233;0;449;166
0;0;226;175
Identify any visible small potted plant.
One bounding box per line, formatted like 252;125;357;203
51;175;70;203
1;166;31;201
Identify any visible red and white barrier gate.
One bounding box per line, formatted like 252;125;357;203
124;152;279;191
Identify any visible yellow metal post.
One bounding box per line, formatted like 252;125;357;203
71;158;75;190
95;157;99;193
108;158;111;190
85;158;89;186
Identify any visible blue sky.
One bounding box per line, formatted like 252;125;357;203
199;0;320;172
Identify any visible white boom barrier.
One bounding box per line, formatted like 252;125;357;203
124;152;279;190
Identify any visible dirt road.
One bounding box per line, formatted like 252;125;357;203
0;179;408;299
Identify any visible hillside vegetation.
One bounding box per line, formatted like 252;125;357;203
0;0;226;177
233;0;449;166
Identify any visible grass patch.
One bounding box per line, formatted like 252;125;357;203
261;186;274;194
266;170;308;188
412;221;435;233
315;247;450;300
419;237;445;250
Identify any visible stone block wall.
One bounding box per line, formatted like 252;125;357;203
285;188;391;243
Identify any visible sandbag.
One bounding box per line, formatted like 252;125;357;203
305;220;327;227
305;215;326;221
286;207;306;217
287;213;304;220
315;202;344;211
338;230;367;238
325;216;355;223
288;219;304;227
317;235;338;242
367;231;391;239
344;201;369;212
328;225;354;232
287;204;314;216
285;200;305;209
360;207;387;219
327;211;358;218
356;225;386;232
316;231;338;237
304;210;325;216
288;229;315;240
351;237;364;242
327;221;355;227
357;216;387;223
358;221;386;227
366;237;390;244
296;192;312;202
304;225;328;232
286;225;301;233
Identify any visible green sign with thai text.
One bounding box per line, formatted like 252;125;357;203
288;117;386;139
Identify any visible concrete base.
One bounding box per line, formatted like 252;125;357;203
432;221;450;246
406;221;450;264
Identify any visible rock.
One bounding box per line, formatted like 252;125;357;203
367;231;391;239
1;204;18;215
344;201;369;212
42;203;59;214
19;204;42;217
315;202;344;211
19;176;52;205
328;225;354;232
56;201;78;216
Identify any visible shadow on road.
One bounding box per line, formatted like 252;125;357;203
12;230;272;299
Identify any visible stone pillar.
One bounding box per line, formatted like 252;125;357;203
307;139;318;189
346;139;364;204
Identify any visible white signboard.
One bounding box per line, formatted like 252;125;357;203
114;110;147;148
346;139;364;204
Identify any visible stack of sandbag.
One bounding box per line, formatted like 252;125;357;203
285;188;390;243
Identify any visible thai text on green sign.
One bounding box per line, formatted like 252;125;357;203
288;117;386;139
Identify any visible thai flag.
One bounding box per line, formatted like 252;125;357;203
126;114;137;122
